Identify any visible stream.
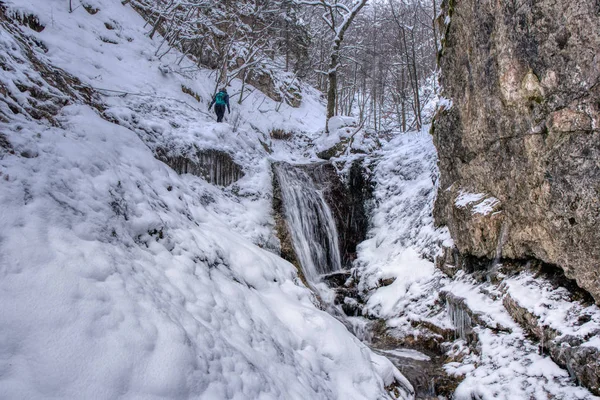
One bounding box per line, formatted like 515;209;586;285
274;162;445;400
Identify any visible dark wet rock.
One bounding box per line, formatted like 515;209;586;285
434;0;600;303
369;320;462;399
340;297;361;317
304;159;373;267
377;277;396;287
272;159;372;269
156;147;244;187
316;140;347;160
550;336;600;396
322;271;351;287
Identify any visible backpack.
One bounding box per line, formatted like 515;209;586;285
215;91;227;106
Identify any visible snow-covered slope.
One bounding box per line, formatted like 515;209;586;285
0;0;408;398
355;129;600;400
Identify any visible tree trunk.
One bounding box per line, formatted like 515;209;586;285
410;29;422;130
323;0;368;133
326;51;338;126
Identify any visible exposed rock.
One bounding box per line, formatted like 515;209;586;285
550;336;600;396
437;248;600;395
8;10;44;32
369;320;462;398
435;245;500;281
244;70;302;108
181;85;201;103
0;133;13;157
503;293;600;395
322;270;352;287
303;160;373;267
316;140;347;160
82;3;100;15
433;0;600;302
0;5;103;125
269;128;293;141
156;147;244;187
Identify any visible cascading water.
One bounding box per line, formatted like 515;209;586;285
274;161;435;398
274;162;342;283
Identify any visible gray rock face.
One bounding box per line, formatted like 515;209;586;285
433;0;600;302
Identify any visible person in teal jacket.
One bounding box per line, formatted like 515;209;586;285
208;88;230;123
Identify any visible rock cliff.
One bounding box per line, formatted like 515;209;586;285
433;0;600;302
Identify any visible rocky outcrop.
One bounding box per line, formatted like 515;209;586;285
503;293;600;395
0;5;102;126
433;0;600;302
156;147;244;186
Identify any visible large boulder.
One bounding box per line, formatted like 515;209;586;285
433;0;600;302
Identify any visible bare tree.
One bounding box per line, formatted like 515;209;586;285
296;0;368;132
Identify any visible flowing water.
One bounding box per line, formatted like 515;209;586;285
275;161;448;399
274;162;342;282
488;221;510;282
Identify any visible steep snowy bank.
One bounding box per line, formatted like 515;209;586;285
0;0;407;398
354;130;600;399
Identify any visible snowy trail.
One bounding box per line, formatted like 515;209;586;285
0;0;412;399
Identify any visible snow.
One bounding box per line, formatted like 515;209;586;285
504;272;600;346
379;349;431;362
356;128;451;311
2;0;599;398
472;196;500;215
0;0;406;398
455;191;485;207
437;96;453;110
328;115;357;132
455;190;500;216
354;127;600;399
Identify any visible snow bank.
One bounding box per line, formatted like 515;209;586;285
353;127;600;399
0;0;405;398
356;129;451;318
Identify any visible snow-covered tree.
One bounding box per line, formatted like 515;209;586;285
295;0;368;132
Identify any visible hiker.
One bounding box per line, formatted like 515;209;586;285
208;87;230;123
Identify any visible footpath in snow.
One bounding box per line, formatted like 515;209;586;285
0;0;409;399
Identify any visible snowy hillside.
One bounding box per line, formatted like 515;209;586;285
0;0;409;398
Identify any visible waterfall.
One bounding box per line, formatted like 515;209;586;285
274;162;342;283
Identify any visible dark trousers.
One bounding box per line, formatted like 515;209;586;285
215;104;226;122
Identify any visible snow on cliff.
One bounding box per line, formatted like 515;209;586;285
354;129;600;400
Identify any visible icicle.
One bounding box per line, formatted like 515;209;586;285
446;299;472;341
